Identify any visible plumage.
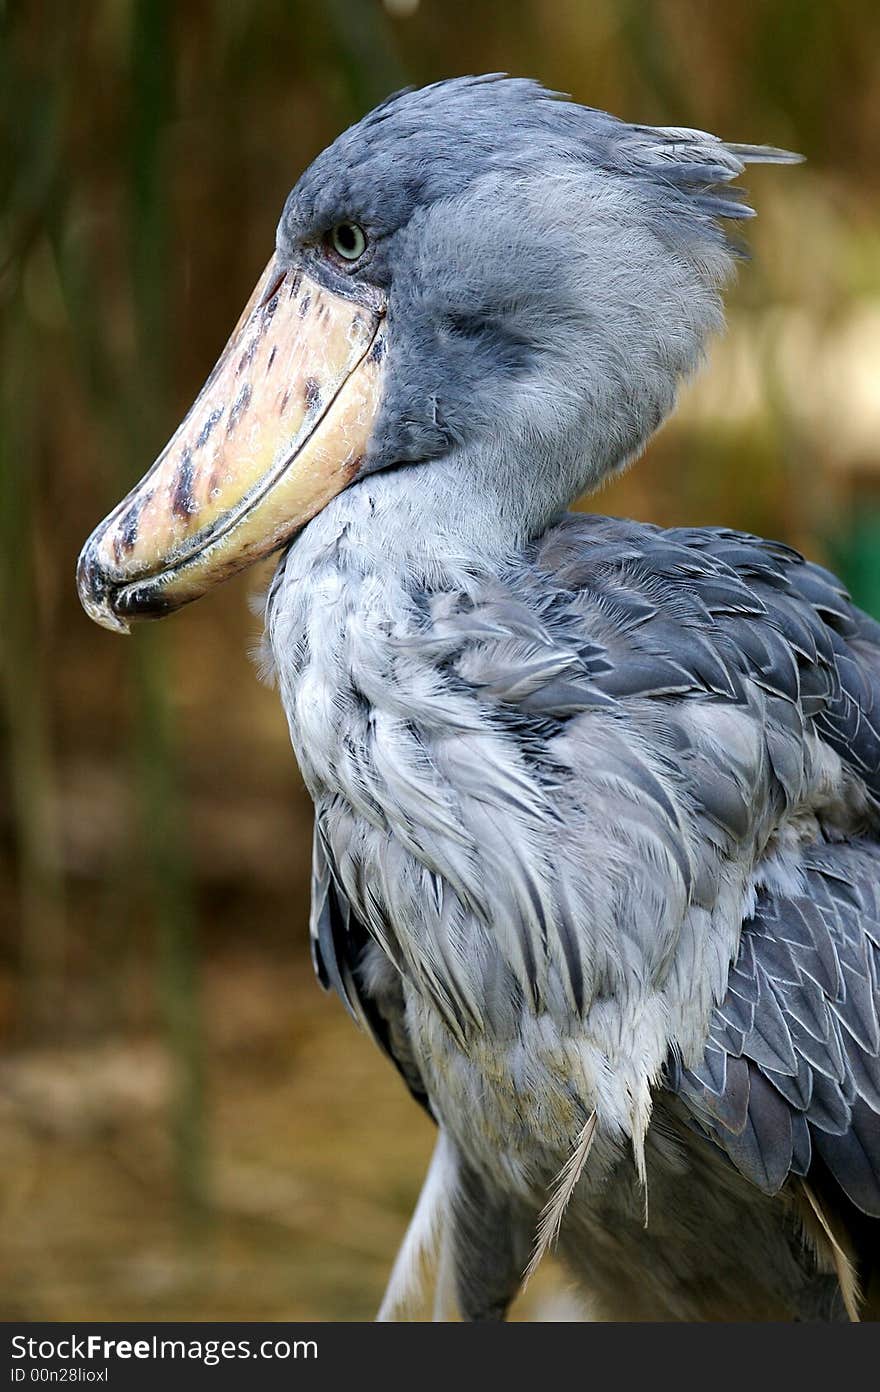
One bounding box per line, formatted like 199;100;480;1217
286;507;880;1318
523;1111;597;1285
77;75;879;1320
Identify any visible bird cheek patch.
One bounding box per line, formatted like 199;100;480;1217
77;257;386;632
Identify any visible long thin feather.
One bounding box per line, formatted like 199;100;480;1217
630;1076;653;1227
376;1131;455;1321
799;1179;861;1322
522;1112;597;1287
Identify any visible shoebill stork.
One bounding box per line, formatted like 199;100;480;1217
77;76;880;1321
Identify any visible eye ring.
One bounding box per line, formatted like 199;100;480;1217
328;222;367;263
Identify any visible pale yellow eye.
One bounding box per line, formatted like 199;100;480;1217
329;222;367;261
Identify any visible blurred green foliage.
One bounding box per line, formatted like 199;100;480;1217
0;0;878;1318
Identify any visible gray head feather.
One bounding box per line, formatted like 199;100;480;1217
278;76;800;551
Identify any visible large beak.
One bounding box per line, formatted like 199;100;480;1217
77;258;386;633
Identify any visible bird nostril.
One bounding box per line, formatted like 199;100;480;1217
260;268;287;306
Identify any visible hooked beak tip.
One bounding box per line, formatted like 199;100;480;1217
76;538;132;635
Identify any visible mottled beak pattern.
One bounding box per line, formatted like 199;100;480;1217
77;258;386;632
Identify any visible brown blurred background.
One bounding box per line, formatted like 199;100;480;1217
1;0;879;1320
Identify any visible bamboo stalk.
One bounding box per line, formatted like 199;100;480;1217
0;298;67;1034
126;0;208;1221
0;11;68;1036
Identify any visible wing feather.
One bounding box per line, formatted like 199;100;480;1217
673;843;880;1220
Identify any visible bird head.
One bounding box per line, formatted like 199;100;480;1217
77;75;798;632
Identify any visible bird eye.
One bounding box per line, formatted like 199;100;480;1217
328;222;367;262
